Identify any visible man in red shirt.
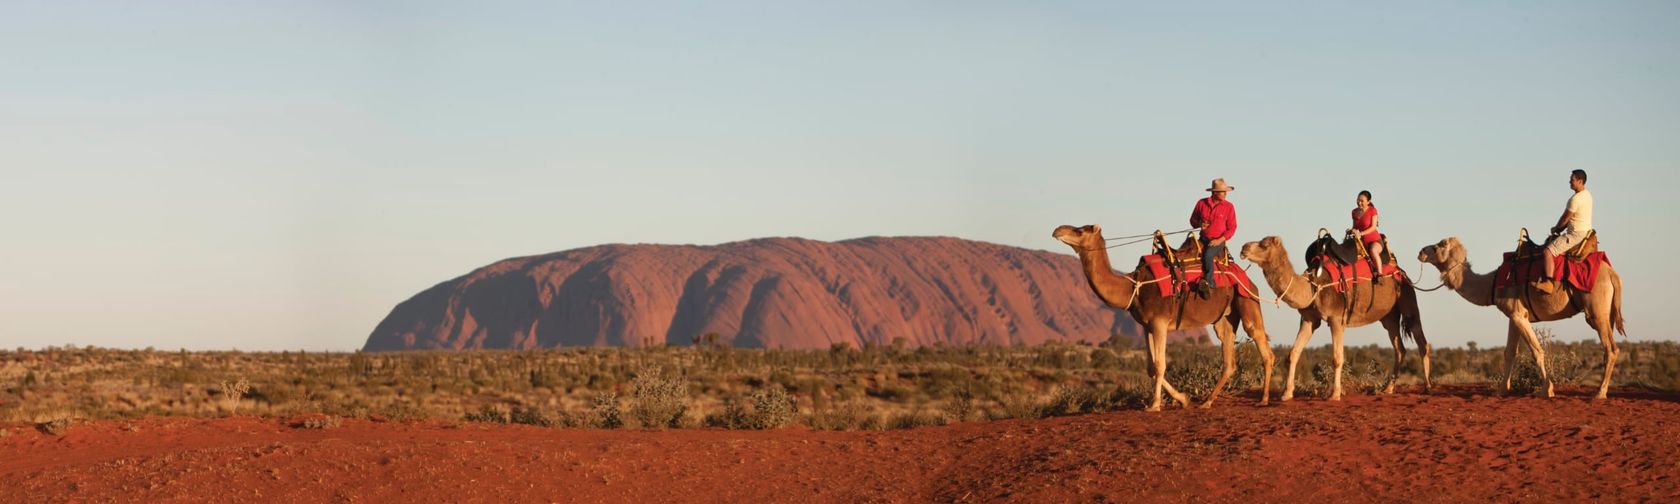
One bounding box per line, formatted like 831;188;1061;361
1190;178;1237;298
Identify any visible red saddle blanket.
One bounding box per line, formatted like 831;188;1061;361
1316;257;1408;293
1493;251;1610;292
1140;255;1260;300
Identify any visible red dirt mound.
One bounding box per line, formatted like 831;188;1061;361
364;236;1206;351
4;385;1677;502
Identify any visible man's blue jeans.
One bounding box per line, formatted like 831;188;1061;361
1200;238;1224;290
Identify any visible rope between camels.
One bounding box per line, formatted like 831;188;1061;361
1105;228;1195;242
1411;260;1461;292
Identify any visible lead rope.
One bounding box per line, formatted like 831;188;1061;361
1411;260;1461;292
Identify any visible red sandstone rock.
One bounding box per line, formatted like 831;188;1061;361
363;237;1206;350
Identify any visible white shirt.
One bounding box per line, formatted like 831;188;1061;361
1566;189;1593;235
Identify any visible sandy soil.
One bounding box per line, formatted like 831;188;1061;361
4;385;1677;503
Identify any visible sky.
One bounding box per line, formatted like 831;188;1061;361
2;1;1677;351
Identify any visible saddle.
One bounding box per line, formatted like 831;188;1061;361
1139;234;1259;300
1514;229;1598;262
1305;234;1395;270
1157;235;1231;269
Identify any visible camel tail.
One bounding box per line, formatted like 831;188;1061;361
1398;279;1422;345
1611;268;1626;337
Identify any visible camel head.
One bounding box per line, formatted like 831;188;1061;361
1239;236;1287;265
1417;237;1466;271
1052;224;1103;250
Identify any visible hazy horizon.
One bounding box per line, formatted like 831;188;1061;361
4;1;1677;351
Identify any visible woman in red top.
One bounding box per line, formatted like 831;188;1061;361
1351;190;1385;284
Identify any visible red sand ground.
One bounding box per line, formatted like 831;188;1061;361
4;385;1677;503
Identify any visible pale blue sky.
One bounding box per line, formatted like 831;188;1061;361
2;1;1676;351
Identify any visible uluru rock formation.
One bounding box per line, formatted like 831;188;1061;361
363;237;1208;351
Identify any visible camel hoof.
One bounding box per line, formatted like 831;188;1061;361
1329;394;1343;402
1280;392;1294;402
1545;386;1556;398
1144;404;1163;412
1198;401;1215;410
1258;399;1270;407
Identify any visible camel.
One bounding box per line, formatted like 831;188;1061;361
1417;237;1626;398
1052;224;1275;411
1238;237;1431;401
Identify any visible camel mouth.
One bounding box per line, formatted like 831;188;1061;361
1051;225;1096;248
1417;244;1442;264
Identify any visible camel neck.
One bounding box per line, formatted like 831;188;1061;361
1075;246;1137;310
1255;252;1314;309
1442;259;1496;307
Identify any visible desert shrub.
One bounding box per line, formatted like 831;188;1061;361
1090;348;1121;370
704;398;752;429
37;418;71;436
887;409;949;429
1165;351;1224;399
218;378;250;415
591;393;622;429
749;386;797;429
1108;376;1151;410
1044;384;1116;416
509;405;555;427
1510;330;1593;395
866;382;916;401
375;400;430;422
705;386;796;430
941;389;976;422
464;404;510;424
629;368;688;429
297;415;342;430
806;401;881;431
997;393;1046;420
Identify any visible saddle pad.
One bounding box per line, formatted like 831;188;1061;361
1140;254;1260;300
1494;251;1610;292
1317;257;1408;293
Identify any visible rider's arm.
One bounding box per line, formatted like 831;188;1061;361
1552;210;1573;234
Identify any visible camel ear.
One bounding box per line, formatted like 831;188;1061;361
1091;224;1102;234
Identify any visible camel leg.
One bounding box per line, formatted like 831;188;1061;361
1328;318;1347;401
1501;321;1520;394
1417;336;1433;394
1410;310;1433;394
1146;327;1166;412
1588;296;1620;400
1380;315;1405;395
1145;322;1191;411
1512;316;1555;398
1238;300;1276;406
1281;316;1318;402
1201;319;1239;409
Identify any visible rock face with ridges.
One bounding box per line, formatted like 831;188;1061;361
363;237;1208;350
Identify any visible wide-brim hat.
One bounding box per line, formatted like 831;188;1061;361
1206;178;1235;192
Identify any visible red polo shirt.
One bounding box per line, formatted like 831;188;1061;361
1191;197;1237;242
